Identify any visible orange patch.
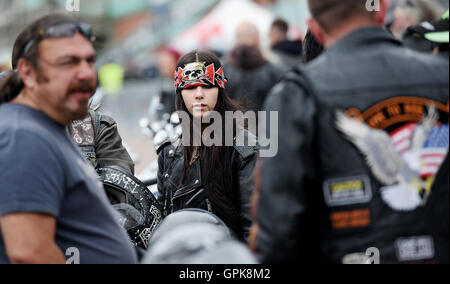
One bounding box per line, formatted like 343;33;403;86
331;209;371;229
347;97;449;130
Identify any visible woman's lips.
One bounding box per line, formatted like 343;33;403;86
193;103;208;111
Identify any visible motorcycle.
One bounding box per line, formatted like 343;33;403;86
136;94;182;198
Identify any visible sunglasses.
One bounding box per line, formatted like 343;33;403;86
23;21;96;57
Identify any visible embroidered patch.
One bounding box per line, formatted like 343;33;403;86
69;114;95;146
330;208;371;230
342;253;371;264
344;97;449;130
323;176;372;207
395;236;435;262
336;100;449;212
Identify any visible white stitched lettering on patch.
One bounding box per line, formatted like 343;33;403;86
395;236;435;262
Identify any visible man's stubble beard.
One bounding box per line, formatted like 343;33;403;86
35;67;96;121
69;96;91;121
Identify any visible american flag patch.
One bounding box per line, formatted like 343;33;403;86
419;124;449;178
390;123;449;178
390;123;416;155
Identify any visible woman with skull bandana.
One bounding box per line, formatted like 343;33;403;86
156;50;259;241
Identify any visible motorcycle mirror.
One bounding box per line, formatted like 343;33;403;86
147;96;162;122
139;118;150;129
165;124;174;133
154;130;169;148
89;88;105;111
150;121;163;133
170;112;180;124
162;113;170;122
175;125;182;136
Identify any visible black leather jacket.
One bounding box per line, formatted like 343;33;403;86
69;110;135;174
254;27;449;263
157;129;259;240
224;46;284;112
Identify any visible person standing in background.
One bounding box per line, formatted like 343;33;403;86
157;46;182;116
223;22;283;118
269;18;303;68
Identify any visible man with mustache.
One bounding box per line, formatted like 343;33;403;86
0;14;138;264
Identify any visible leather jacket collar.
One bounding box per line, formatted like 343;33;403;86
327;26;401;55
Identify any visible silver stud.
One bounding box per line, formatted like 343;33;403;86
164;173;169;179
195;180;199;184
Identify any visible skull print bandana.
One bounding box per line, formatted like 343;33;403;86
174;61;227;93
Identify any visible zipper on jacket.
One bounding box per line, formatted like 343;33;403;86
206;199;213;213
163;190;168;216
172;186;198;201
185;188;205;206
170;186;174;214
172;179;200;199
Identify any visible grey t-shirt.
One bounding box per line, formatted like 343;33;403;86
0;103;137;264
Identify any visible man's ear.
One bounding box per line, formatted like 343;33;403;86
307;18;326;46
17;58;38;91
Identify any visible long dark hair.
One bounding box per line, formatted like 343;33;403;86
302;29;324;63
0;14;73;104
175;50;245;238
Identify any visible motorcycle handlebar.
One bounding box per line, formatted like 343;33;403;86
142;178;158;187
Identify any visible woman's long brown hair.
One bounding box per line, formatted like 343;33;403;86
175;50;246;239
